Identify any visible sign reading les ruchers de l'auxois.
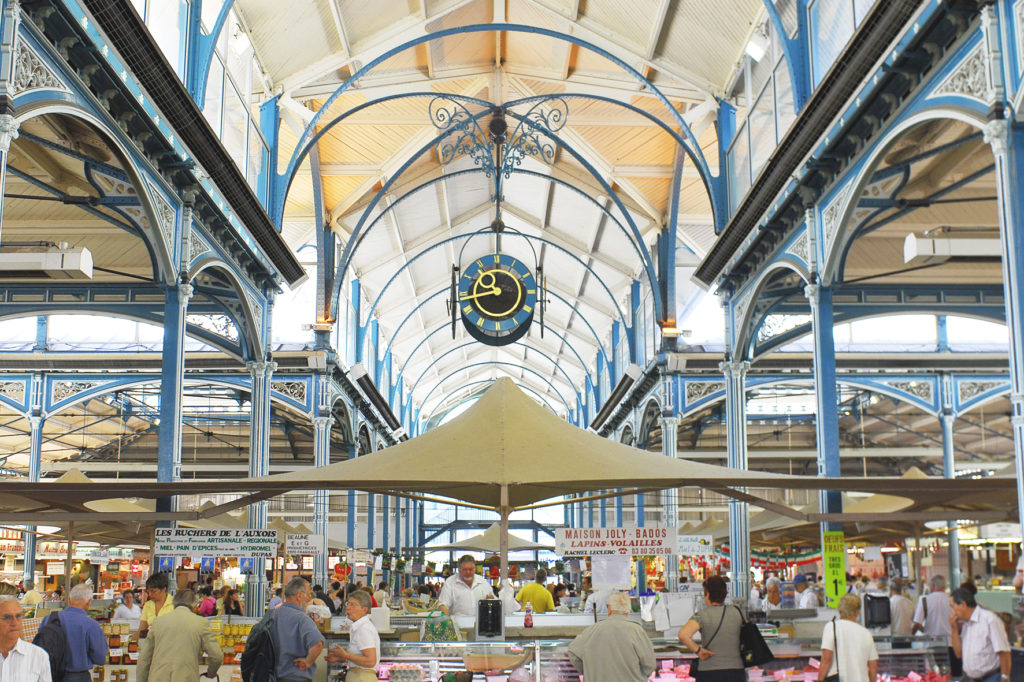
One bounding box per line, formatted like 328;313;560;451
555;526;678;556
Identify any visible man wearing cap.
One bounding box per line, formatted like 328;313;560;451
795;574;818;609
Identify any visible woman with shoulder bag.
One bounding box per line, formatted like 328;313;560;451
817;593;879;682
677;576;745;681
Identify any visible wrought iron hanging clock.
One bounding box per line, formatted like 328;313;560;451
457;253;537;345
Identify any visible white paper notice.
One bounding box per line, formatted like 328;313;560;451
862;546;882;561
591;554;631;589
374;554;383;571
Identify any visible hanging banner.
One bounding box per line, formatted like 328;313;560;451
154;528;278;558
677;535;714;556
823;531;847;609
285;534;323;555
556;526;678;556
89;550;110;564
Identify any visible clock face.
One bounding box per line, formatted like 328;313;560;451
458;254;536;346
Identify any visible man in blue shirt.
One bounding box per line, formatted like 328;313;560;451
41;583;106;682
272;577;324;681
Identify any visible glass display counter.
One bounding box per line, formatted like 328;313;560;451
324;635;950;681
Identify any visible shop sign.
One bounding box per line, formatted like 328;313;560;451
89;550;110;564
677;535;713;556
153;528;279;558
301;556;314;570
45;561;64;575
555;526;678;556
822;530;846;609
285;534;323;555
0;539;23;553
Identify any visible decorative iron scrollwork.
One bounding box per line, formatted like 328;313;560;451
429;96;494;176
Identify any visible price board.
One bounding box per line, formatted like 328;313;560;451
823;530;846;608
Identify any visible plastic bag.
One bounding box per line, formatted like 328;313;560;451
420;609;462;642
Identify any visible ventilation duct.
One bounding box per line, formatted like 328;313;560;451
0;248;93;278
903;231;1001;265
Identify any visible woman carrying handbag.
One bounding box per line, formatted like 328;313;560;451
677;576;745;681
817;594;879;682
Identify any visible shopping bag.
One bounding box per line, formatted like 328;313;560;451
420;609;462;642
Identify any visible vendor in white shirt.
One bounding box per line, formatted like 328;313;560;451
794;574;818;609
112;589;142;621
761;577;783;613
438;555;494;617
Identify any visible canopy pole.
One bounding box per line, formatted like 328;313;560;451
64;521;74;597
500;485;510;584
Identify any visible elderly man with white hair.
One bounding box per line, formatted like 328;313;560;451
38;584;106;682
0;595;50;681
567;592;655;682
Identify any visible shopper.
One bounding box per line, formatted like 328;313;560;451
40;584;106;682
223;588;243;616
140;572;174;637
312;584;335;613
677;575;745;681
817;593;878;682
268;587;284;610
568;591;655;682
0;595;51;681
913;574;959;675
761;577;782;613
516;568;555;614
438;555;493;617
20;580;43;608
794;574;818;609
889;581;914;637
137;588;221;682
373;581;388;609
215;585;230;615
197;586;217;616
113;589;142;620
326;589;380;681
272;577;325;681
949;586;1011;682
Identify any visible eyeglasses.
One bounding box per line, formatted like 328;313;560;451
0;613;24;622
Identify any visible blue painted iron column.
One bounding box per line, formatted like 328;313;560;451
984;117;1024;544
939;374;961;586
312;415;333;587
246;357;276;617
806;282;842;535
661;409;681;591
0;0;20;244
157;282;191;512
720;358;750;601
22;412;43;583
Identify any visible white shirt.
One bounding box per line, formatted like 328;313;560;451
798;587;818;609
959;606;1010;678
913;591;952;640
761;596;782;613
437;574;493;617
583;589;611;616
0;638;52;682
113;603;142;620
347;614;381;671
821;618;878;682
889;594;915;636
749;587;761;604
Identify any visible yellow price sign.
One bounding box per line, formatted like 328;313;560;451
823;531;846;608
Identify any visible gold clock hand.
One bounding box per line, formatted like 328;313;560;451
459;286;501;301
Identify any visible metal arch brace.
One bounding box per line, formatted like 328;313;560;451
395;321;594;404
407;340;582;407
280;23;718;226
415;360;574;416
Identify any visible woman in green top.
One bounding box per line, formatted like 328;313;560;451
677;576;744;681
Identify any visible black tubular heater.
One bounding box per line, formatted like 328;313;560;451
80;0;305;286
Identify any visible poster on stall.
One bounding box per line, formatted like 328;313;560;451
591;554;631;589
677;535;713;556
158;556;174;572
239;557;254;575
154;528;278;558
556;526;678;556
200;557;216;573
285;534;323;555
46;561;63;575
89;550;109;564
823;531;846;609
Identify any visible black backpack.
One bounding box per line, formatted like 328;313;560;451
240;609;278;682
32;611;67;682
